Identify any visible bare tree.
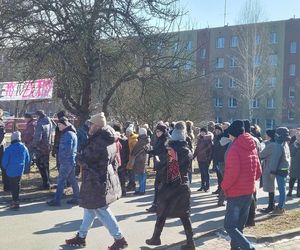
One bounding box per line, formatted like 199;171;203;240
0;0;194;124
231;0;276;121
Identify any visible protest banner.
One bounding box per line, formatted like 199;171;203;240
0;79;53;101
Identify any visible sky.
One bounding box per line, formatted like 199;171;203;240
178;0;300;29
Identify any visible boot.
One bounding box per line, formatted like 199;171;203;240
181;217;195;250
287;188;293;197
146;217;165;246
261;192;275;213
297;185;300;197
108;237;128;250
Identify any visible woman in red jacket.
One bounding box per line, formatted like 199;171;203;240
221;120;261;250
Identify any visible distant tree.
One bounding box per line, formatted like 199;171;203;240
0;0;196;124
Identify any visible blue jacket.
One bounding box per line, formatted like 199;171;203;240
2;141;30;177
58;126;78;167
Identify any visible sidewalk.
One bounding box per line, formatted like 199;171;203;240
0;174;299;249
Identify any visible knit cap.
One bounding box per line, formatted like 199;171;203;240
171;121;186;141
90;112;107;127
228;120;245;138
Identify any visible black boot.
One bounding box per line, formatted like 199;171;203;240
146;216;165;246
261;192;275;213
297;186;300;197
181;217;195;250
287;188;293;197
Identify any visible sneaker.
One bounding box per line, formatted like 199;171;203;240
197;187;204;191
146;205;157;213
47;199;61;206
272;207;285;215
9;202;20;210
134;191;140;195
66;199;79;205
287;191;292;197
65;233;86;247
260;206;275;213
108;237;128;250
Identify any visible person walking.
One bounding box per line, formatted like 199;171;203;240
259;129;277;213
0;109;8;191
65;112;127;250
21;113;35;173
270;127;291;215
132;128;150;195
145;123;169;213
32;110;53;189
47;117;80;206
2;131;30;209
193;127;213;192
146;121;195;250
287;130;300;197
221;120;261;250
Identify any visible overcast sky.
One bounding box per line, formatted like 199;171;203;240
178;0;300;29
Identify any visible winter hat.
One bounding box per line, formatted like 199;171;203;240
24;113;33;119
35;110;45;117
266;129;276;141
228;120;245;138
126;124;134;134
11;131;21;142
139;128;147;136
89;112;107;127
56;110;66;119
156;123;167;133
200;127;208;133
171;121;186;141
215;124;223;133
243;120;251;133
275;127;290;143
113;123;122;133
57;116;71;127
142;123;149;130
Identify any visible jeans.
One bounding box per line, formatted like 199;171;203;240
136;173;147;193
8;176;21;202
79;206;123;240
224;194;254;250
198;161;210;190
276;175;287;209
54;164;79;204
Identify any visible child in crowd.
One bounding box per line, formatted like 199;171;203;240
2;131;30;210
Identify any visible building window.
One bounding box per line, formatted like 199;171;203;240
289;86;295;98
216;37;225;48
184;60;192;70
215;78;223;88
255;78;261;88
255;35;261;45
267;98;275;109
269;77;277;87
265;119;275;130
252;118;260;126
216;117;222;123
185;41;192;51
215;57;224;69
254;55;261;66
288;110;295;120
289;64;296;76
251;98;260;108
199;48;206;59
229;57;238;67
269;32;278;44
228;97;237;108
268;54;278;66
290;41;297;54
215;97;223;107
230;36;238;48
229;78;236;88
173;42;179;52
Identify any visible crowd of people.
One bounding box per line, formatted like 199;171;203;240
0;107;300;250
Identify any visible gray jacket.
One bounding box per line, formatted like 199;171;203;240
260;141;276;192
33;116;53;155
269;142;290;175
289;142;300;179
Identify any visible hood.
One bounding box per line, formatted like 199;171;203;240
95;125;115;145
233;133;256;151
63;125;77;134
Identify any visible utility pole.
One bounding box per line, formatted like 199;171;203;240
224;0;227;26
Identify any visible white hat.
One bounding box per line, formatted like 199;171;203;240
139;128;147;136
11;131;21;142
89;112;107;127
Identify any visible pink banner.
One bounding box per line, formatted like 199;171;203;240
0;79;53;101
